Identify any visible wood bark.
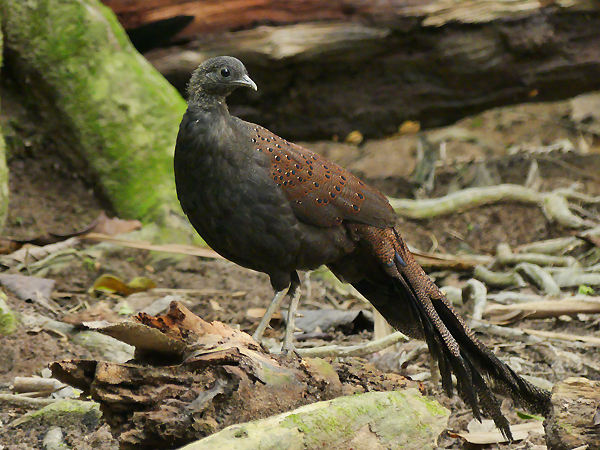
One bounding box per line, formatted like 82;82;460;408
545;377;600;450
179;389;449;450
103;0;600;141
52;301;427;449
0;29;8;231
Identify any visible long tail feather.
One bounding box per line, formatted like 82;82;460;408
350;228;551;440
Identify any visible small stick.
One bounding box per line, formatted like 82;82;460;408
297;331;408;358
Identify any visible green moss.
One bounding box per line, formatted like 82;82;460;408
415;394;449;416
14;400;101;429
1;0;187;222
0;292;17;335
233;426;249;438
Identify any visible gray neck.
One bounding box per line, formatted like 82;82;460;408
189;89;230;114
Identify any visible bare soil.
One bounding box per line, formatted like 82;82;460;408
2;96;600;449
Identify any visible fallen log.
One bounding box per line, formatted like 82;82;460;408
103;0;600;140
178;389;449;450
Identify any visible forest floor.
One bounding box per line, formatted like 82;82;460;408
1;92;600;449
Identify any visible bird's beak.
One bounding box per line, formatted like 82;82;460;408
238;74;258;91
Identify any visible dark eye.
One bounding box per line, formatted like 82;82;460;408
220;68;231;78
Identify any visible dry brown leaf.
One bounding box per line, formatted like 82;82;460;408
399;120;420;135
345;130;363;145
62;301;122;325
0;212;141;254
247;307;282;321
90;274;156;296
91;212;142;235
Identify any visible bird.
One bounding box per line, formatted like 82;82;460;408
174;56;551;440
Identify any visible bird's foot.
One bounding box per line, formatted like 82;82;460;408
280;341;300;359
280;336;297;356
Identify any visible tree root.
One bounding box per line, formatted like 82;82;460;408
297;331;408;358
388;184;600;228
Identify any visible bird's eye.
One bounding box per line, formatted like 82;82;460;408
220;68;231;78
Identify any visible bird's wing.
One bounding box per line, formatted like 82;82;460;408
239;120;397;229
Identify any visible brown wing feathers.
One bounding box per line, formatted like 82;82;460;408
247;124;396;229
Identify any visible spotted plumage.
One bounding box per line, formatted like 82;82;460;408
244;123;395;229
174;56;551;440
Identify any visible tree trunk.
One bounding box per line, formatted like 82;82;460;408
105;0;600;140
0;0;186;223
0;27;9;231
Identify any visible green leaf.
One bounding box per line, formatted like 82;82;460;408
516;411;545;421
578;285;595;295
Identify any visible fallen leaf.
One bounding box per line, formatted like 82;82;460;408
208;299;223;311
399;120;420;135
0;273;55;302
0;273;61;313
90;274;156;296
0;212;142;254
516;411;545;421
62;301;122;324
345;130;363;145
92;212;142;236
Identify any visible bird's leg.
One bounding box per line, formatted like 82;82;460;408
252;289;287;344
282;281;301;353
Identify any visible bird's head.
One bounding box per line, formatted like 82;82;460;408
188;56;257;100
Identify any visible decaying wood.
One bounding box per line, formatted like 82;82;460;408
104;0;600;139
178;389;449;450
103;0;597;36
545;377;600;450
51;301;420;449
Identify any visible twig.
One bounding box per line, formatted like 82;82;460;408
515;263;561;297
471;321;543;344
462;279;487;328
13;377;67;396
552;268;600;288
297;331;408;358
487;292;549;304
484;299;600;320
521;328;600;345
0;393;90;409
496;243;577;267
474;265;525;288
542;193;596;228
